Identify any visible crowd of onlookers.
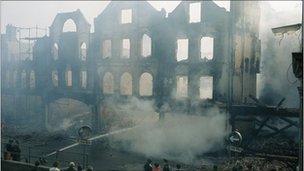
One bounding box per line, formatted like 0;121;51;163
47;161;93;171
144;159;183;171
3;139;21;161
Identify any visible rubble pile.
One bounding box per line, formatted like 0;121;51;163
246;135;298;156
219;157;296;171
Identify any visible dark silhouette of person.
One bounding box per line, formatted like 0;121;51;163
144;159;153;171
153;163;161;171
11;140;21;161
5;139;13;153
176;164;181;171
163;159;170;171
65;162;77;171
31;161;40;171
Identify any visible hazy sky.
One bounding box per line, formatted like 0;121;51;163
1;1;302;34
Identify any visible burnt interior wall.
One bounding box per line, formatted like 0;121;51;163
1;1;262;132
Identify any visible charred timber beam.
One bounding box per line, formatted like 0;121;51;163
255;119;279;132
231;105;299;118
279;117;299;127
255;117;270;136
264;124;293;138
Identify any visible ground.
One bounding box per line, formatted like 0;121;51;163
1;127;299;171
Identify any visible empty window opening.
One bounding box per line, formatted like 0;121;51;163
62;19;77;32
21;70;27;89
65;66;72;87
80;43;87;61
201;37;214;60
142;34;151;57
53;43;59;60
120;72;132;95
199;76;213;99
102;40;112;58
80;70;87;88
52;70;59;87
176;76;188;98
29;70;35;89
103;72;114;94
177;39;188;61
122;39;130;58
121;9;132;24
189;3;201;23
256;73;261;98
139;72;153;96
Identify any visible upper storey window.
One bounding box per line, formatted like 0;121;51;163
122;39;130;58
177;39;188;61
201;37;214;60
102;40;111;58
53;43;59;60
121;9;132;24
189;3;201;23
142;34;151;57
62;19;77;32
80;43;87;61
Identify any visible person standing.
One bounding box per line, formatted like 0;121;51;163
11;140;21;161
49;161;60;171
65;162;77;171
144;159;153;171
152;163;161;171
163;159;170;171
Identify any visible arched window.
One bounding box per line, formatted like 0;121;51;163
199;76;213;99
21;70;27;89
53;43;59;60
62;19;77;32
142;34;151;57
80;70;87;88
201;37;214;60
13;70;18;88
176;76;188;98
139;72;153;96
52;70;59;87
29;70;35;89
120;72;132;95
80;43;87;61
65;66;72;87
103;72;114;94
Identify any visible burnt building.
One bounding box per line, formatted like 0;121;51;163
1;1;261;132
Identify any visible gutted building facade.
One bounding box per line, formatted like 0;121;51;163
1;1;261;131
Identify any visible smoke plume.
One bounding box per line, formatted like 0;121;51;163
258;2;302;108
101;97;227;163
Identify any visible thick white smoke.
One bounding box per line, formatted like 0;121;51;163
102;97;227;163
258;2;302;108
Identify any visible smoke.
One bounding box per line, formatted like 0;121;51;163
101;97;227;163
258;2;302;108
